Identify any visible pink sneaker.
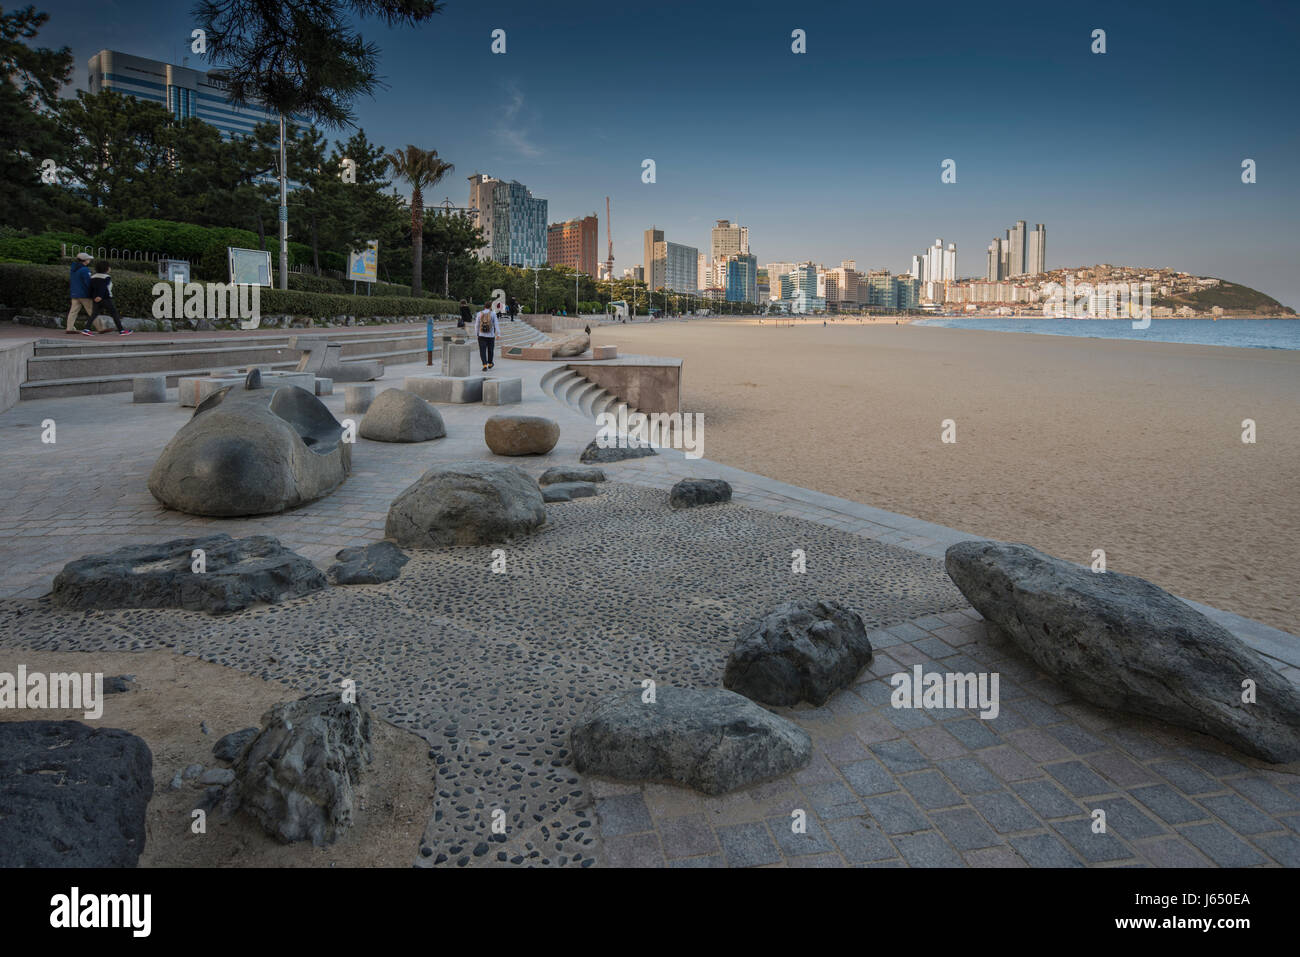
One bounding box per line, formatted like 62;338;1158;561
119;329;134;336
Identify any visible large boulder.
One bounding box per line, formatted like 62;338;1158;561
359;389;446;443
551;333;590;357
945;540;1300;763
228;694;372;845
485;414;560;456
669;478;732;509
0;721;153;867
51;534;327;615
724;599;874;706
148;383;350;516
326;541;409;584
579;436;657;463
570;687;812;795
539;465;606;485
385;461;546;547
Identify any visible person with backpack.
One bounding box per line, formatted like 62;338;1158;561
66;252;94;334
88;262;132;336
458;298;472;329
475;302;500;370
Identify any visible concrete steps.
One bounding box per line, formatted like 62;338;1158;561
539;364;636;422
20;325;460;400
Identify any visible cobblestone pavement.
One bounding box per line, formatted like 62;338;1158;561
0;348;1296;866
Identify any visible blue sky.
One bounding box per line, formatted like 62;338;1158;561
38;0;1300;306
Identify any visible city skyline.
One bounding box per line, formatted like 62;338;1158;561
36;0;1300;307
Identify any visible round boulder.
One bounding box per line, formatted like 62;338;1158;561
359;389;446;443
484;414;560;456
385;461;546;547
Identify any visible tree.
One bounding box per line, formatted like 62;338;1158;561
0;6;75;231
386;145;453;297
194;0;446;288
423;211;483;297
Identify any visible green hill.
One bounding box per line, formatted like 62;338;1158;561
1153;281;1294;316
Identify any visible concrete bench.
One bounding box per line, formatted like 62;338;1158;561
177;375;243;407
519;345;554;361
344;383;377;414
132;375;167;403
405;375;484;403
314;377;333;396
482;377;522;406
291;335;384;382
592;345;618;360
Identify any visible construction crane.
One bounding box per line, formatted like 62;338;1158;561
605;196;615;281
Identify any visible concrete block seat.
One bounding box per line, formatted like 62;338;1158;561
405;375;485;404
132;375;167;403
483;377;522;406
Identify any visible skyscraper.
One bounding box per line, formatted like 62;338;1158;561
1028;224;1047;275
547;215;599;275
724;253;758;303
1009;220;1026;277
987;241;999;281
711;220;750;261
643;228;665;292
943;243;957;281
644;228;698;293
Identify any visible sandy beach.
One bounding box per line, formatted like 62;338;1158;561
594;319;1300;636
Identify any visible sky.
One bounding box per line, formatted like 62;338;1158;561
34;0;1300;307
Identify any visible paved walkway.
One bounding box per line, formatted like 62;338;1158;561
0;348;1296;867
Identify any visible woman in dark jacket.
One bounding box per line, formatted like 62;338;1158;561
458;299;472;328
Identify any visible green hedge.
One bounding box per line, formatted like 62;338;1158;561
0;237;64;265
0;263;457;320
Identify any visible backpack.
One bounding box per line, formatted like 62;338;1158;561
479;311;492;334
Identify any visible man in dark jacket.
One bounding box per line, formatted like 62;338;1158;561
88;262;131;336
458;299;472;329
66;252;94;334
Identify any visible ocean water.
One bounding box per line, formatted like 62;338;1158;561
912;318;1300;350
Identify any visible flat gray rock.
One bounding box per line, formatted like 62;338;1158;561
359;389;446;443
669;478;732;509
148;383;350;516
570;686;812;795
579;437;657;463
539;466;606;485
945;540;1300;763
0;721;153;867
228;694;373;845
51;534;327;615
542;481;599;503
386;461;546;547
327;541;409;584
724;599;874;706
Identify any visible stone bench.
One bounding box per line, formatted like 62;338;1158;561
441;341;474;377
519;345;554;361
482;377;522;406
177;375;243;407
344;383;377;414
405;375;484;404
314;377;333;397
592;345;618;360
132;375;167;403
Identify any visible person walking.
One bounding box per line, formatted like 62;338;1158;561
475;302;500;371
458;298;472;329
508;296;519;321
88;262;132;337
66;252;94;334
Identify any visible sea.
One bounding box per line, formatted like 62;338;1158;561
911;318;1300;351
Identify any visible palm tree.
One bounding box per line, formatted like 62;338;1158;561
386;145;454;297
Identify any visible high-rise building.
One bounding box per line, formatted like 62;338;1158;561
1028;224;1047;275
1008;220;1026;277
698;253;709;292
909;255;923;280
547;215;599;276
924;239;944;283
943;243;957;282
87;49;296;138
644;228;698;293
711;220;749;261
488;180;548;267
986;240;1000;281
1000;232;1011;280
724;253;758;303
643;228;665;292
468;174;500;261
766;262;795;300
